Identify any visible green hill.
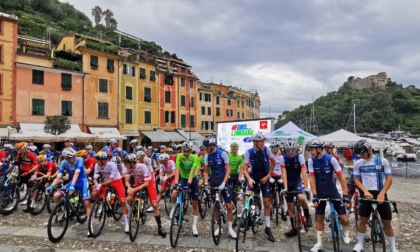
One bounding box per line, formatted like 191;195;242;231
275;79;420;134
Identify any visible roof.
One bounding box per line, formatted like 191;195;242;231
89;127;126;141
176;129;204;140
165;131;187;142
141;129;171;142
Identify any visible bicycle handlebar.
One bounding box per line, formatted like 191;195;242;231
318;198;342;202
360;198;399;214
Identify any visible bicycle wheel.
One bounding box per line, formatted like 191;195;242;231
88;200;106;238
47;201;69;243
211;201;222;245
371;216;386;252
129;200;140;242
18;182;29;202
275;191;280;226
183;191;190;215
295;205;302;252
198;189;208;219
28;187;47;215
46;190;57;214
112;196;122;221
164;188;171;216
75;195;87;224
354;194;360;226
331;212;340;252
0;187;20;215
170;203;182;248
251;199;261;234
236;209;248;252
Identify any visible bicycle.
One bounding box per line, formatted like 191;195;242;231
128;190;147;242
198;182;212;219
88;186;123;238
47;188;87;243
26;177;49;215
361;198;398;252
0;146;15;175
270;178;287;226
0;166;20;215
162;182;173;216
210;187;229;245
169;187;191;248
283;191;309;252
319;198;343;252
236;184;263;252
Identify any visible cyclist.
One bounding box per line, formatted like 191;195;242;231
86;145;96;158
166;147;176;162
156;154;175;203
124;154;166;237
307;139;351;252
91;151;129;233
28;155;57;208
28;145;39;156
16;142;37;208
243;133;276;242
170;141;200;236
175;144;183;154
137;150;156;213
76;150;95;176
45;148;92;235
41;144;55;162
129;139;138;153
197;146;206;188
61;138;76;151
269;141;284;206
228;142;244;206
280;140;312;237
146;146;156;161
103;139;120;158
352;140;398;252
203;138;237;238
323;142;344;184
0;144;14;172
110;155;125;175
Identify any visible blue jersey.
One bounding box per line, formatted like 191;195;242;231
86;151;96;158
58;157;87;181
308;154;342;188
205;149;229;180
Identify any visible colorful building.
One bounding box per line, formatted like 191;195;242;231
197;82;215;137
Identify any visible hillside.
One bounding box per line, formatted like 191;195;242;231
275;76;420;134
0;0;179;59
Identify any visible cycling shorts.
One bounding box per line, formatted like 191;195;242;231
315;186;345;216
132;180;157;204
285;179;303;203
270;177;284;194
62;177;90;200
94;178;126;202
246;180;271;199
160;177;175;191
359;191;392;220
178;177;199;201
209;179;232;204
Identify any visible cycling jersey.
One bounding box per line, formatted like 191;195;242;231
176;153;198;179
280;153;306;180
205;149;229;182
18;151;37;172
228;153;244;175
159;160;175;174
271;152;283;177
36;161;57;174
126;163;150;185
93;162;122;181
86;151;96;158
244;146;273;180
353;155;391;192
84;157;96;170
308;154;342;189
44;151;55;162
58;157;89;199
330;153;343;166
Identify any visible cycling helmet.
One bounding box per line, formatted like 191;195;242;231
251;133;266;141
165;147;173;153
3;144;14;150
307;139;324;149
147;146;153;149
109;139;117;144
133;145;143;152
76;149;88;157
159;145;166;149
284;139;297;150
62;148;77;158
42;144;51;149
182;141;193;150
86;145;93;150
230;142;239;150
36;155;46;163
112;147;123;156
175;144;182;150
136;150;146;158
124;153;138;163
270;141;280;148
323;141;335;148
203;138;217;148
63;138;71;142
95;151;108;160
15;142;28;151
158;154;170;161
28;146;38;152
199;145;206;150
353;140;371;155
111;155;122;165
130;139;138;144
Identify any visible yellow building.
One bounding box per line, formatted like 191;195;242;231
197;82;215;137
0;13;18;127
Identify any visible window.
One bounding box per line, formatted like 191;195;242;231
140;68;146;79
150;70;156;81
207;107;211;116
181;114;186;128
126;109;132;124
144;111;151;124
165;91;171;103
242;101;244;108
181;95;186;106
237;101;240;107
98;102;109;118
165;74;173;85
181;78;185;87
32;99;45;115
237;112;240;119
123;64;134;76
61;73;72;90
90;55;98;68
189;80;194;88
131;66;135;77
201;121;214;131
61;101;72;116
99;79;108;93
144;87;151;102
216;107;220;116
226;109;233;117
190;115;195;127
190;97;195;107
216;97;220;105
201;106;205;115
107;59;114;72
165;111;175;123
242;113;244;119
32;70;44;85
228;99;231;106
126;86;132;100
199;93;211;102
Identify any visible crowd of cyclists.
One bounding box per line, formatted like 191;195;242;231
0;134;399;252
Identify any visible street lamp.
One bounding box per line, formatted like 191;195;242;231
6;126;11;143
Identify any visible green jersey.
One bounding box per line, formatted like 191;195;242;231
176;153;198;179
228;153;244;175
198;155;205;169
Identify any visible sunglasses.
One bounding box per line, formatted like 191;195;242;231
286;148;295;152
183;150;191;153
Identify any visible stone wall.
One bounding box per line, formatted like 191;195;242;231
348;72;388;90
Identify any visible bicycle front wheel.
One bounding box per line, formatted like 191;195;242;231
129;200;140;242
112;196;122;221
164;188;171;216
354;194;360;226
0;187;19;215
275;191;280;226
211;202;222;245
236;209;248;252
47;201;69;243
88;200;106;238
170;203;182;248
28;187;47;215
371;216;386;252
331;212;340;252
295;206;302;252
198;189;208;219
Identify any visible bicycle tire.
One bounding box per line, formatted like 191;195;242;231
295;205;302;252
88;200;106;238
129;200;140;242
372;215;386;252
198;189;208;219
251;199;260;234
354;194;360;226
112;195;123;221
211;201;222;245
0;186;20;215
183;191;190;215
28;187;47;215
47;201;69;243
18;182;29;202
170;203;182;248
46;190;57;214
140;198;147;224
236;209;248;252
76;194;87;224
331;212;340;252
275;191;279;226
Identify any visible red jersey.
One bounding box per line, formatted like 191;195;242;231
19;151;37;172
0;150;7;161
343;149;352;161
169;155;176;162
36;161;57;174
84;157;96;170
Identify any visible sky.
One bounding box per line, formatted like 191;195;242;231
64;0;420;121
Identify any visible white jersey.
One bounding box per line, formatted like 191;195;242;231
141;157;154;173
353;155;391;192
271;152;283;177
159;160;176;174
126;163;150;184
94;162;122;181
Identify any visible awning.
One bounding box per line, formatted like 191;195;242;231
141;129;171;143
11;123;56;142
0;127;17;139
176;129;204;140
165;131;187;142
89;127;126;141
58;124;96;142
121;130;139;137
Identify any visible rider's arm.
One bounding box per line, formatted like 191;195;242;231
299;155;309;190
221;151;230;184
279;156;288;190
125;174;131;188
203;154;209;184
331;157;348;195
380;158;393;195
243;151;253;182
175;154;181;184
308;158;317;195
187;155;198;184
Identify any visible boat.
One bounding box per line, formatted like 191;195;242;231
396;153;417;161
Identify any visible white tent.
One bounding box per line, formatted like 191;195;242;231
318;129;363;147
57;124;97;142
265;121;316;144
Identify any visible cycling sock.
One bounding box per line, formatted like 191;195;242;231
123;214;128;225
193;215;198;227
303;208;310;217
316;230;323;245
155;215;162;225
388;236;396;250
265;216;270;228
290;218;294;228
228;221;233;230
357;232;365;246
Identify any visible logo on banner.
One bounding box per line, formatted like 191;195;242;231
260;120;268;129
273;130;292;137
231;124;253;136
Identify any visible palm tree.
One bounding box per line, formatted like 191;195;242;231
109;17;118;30
103;9;114;29
91;6;103;26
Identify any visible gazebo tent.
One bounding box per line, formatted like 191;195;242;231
265;121;316;144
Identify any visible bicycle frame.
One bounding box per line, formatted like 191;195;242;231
320;198;342;239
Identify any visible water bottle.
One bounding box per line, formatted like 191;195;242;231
110;193;115;205
251;205;256;215
73;195;79;206
107;191;112;204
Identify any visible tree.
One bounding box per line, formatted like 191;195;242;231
91;5;103;26
44;115;71;135
108;17;117;30
103;9;114;29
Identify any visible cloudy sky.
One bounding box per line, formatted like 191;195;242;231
65;0;420;120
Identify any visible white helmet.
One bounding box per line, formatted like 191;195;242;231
182;141;192;150
130;139;138;144
86;144;93;150
136;150;146;158
28;146;38;152
3;144;14;150
134;145;144;152
284;139;297;149
109;139;117;144
111;155;122;165
42;144;51;149
251;133;266;141
158;154;170;161
62;148;77;158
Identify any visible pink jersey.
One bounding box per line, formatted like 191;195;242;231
126;163;150;184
